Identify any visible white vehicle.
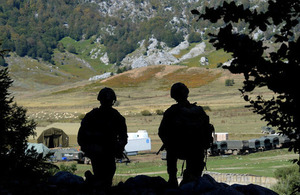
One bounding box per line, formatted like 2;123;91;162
125;130;151;155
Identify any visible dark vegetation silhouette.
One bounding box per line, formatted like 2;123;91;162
0;42;9;67
192;0;300;168
158;82;214;187
0;67;56;193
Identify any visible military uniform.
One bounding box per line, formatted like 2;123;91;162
78;105;127;187
159;83;210;187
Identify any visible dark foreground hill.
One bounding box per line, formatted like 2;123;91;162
1;171;277;195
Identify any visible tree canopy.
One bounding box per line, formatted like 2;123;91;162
192;0;300;166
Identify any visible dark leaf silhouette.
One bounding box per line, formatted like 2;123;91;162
191;9;200;15
194;0;300;167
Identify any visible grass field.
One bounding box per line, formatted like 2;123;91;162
54;148;297;186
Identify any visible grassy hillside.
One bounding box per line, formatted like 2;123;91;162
14;63;270;117
5;53;80;90
5;38;231;90
58;37;112;72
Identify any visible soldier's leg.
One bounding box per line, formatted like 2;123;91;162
180;154;204;186
185;158;204;177
90;155;116;188
90;156;102;179
166;150;178;187
102;155;116;187
180;159;199;186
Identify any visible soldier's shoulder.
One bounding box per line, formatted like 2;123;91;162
190;104;207;116
110;107;125;118
110;107;120;114
193;104;205;111
91;107;100;113
85;108;100;117
164;104;179;115
169;104;179;110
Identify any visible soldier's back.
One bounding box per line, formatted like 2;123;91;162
163;103;209;158
80;107;121;149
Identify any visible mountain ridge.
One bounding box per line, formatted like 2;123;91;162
1;0;273;70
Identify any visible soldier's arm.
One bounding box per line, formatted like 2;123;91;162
118;116;128;148
77;109;97;146
158;110;171;145
77;116;88;147
198;105;210;124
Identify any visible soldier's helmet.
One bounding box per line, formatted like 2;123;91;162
170;82;189;102
97;87;117;106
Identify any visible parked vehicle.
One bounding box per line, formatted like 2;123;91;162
261;136;279;149
208;141;227;156
267;134;291;148
125;130;151;155
224;140;249;155
258;137;272;150
50;148;84;163
249;139;260;152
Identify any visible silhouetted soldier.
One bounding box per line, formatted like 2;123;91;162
158;82;212;187
78;87;127;188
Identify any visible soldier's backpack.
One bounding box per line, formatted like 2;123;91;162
171;103;214;159
78;108;119;157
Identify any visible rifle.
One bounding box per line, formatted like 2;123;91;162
156;144;165;155
123;151;130;162
116;151;130;164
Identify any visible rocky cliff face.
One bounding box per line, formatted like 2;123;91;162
85;0;203;39
120;37;207;69
89;0;199;23
82;0;272;69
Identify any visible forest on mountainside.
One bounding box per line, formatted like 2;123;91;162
0;0;101;63
0;0;187;65
0;0;289;66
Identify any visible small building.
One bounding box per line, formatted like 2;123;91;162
37;127;69;148
214;133;228;141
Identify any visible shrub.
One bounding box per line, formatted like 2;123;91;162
78;114;86;120
114;100;120;107
188;32;202;43
67;45;77;54
225;79;235;86
272;165;300;195
202;106;211;111
0;57;7;67
217;62;223;68
48;163;77;176
156;109;164;115
59;163;77;174
141;110;152;116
